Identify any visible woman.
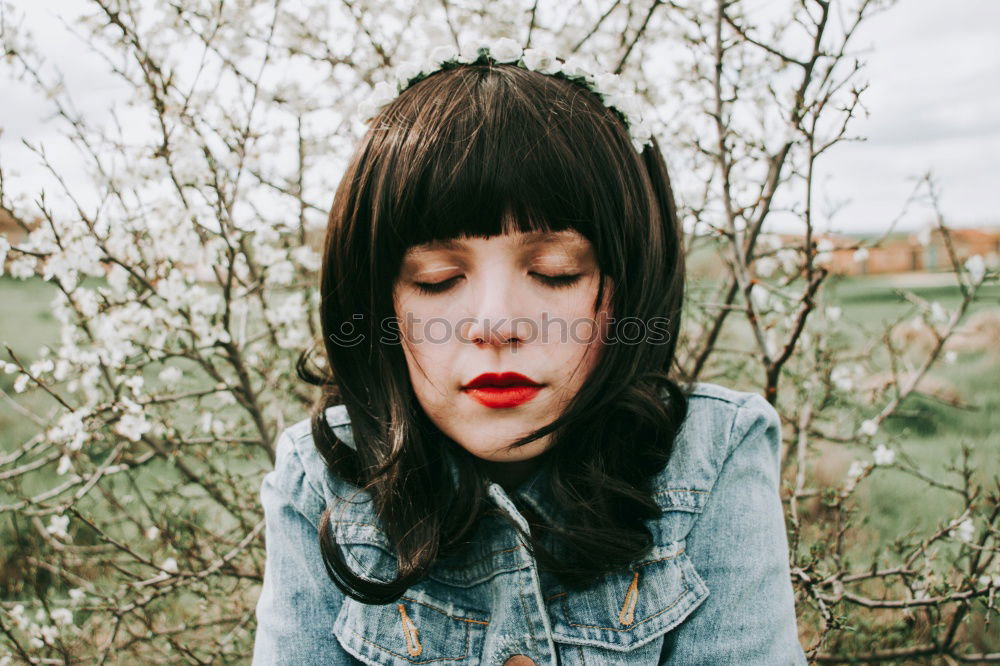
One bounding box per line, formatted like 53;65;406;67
253;38;807;665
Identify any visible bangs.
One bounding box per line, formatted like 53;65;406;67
369;64;636;264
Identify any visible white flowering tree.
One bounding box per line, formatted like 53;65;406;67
0;0;997;662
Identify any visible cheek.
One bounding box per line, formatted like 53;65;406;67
395;294;451;394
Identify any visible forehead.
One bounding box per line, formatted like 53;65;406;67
405;230;590;257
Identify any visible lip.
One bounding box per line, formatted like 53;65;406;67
461;372;544;409
462;372;543;389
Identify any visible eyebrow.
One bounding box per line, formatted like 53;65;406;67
406;231;586;255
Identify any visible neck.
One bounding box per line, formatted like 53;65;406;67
478;457;543;492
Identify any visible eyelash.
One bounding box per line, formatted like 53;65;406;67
413;273;583;295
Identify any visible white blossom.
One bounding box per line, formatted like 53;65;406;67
590;72;623;99
393;59;425;86
158;365;183;386
145;525;161;541
46;408;91;451
427;44;457;68
826;306;842;322
853;247;869;263
360;80;398;118
755;256;778;278
200;411;215;434
12;373;30;393
0;234;10;275
114;410;151;442
560;55;597;80
120;374;145;397
750;284;771;311
487;37;522;63
757;234;783;252
873;443;895;465
815;238;834;266
965;255;986;284
11;604;27;630
160;557;179;574
629;120;653;151
457;36;487;64
40;624;58;644
859;419;879;437
949;517;975;543
930;301;948;324
50;608;73;626
846;460;866;481
978;574;1000;588
29;358;54;376
265;259;295;286
68;588;85;604
8;253;38;278
521;47;559;74
944;350;957;364
56;455;72;476
106;263;130;294
46;514;70;540
831;365;854;392
291;245;321;271
777;248;800;273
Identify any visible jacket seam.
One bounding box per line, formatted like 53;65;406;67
719;392;762;471
280;429;334;530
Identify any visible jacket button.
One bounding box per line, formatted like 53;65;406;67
504;656;537;666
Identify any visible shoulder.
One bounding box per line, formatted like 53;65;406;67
650;382;781;537
265;405;369;530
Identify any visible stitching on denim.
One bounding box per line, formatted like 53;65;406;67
437;544;524;570
686;383;748;405
722;393;758;469
399;595;490;625
542;547;685;603
578;644;587;665
653;488;710;495
637;547;686;567
347;621;471;663
560;576;691;633
398;603;423;657
288;430;346;504
516;572;536;654
427;545;529;587
557;549;690;633
332;520;382;528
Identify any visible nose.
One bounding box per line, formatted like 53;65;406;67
462;278;527;347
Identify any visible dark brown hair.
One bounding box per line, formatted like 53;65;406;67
297;59;689;604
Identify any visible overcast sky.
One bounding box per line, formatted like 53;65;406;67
2;0;997;235
813;0;1000;235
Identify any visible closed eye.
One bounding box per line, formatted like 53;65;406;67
412;273;583;295
413;276;462;294
532;272;583;288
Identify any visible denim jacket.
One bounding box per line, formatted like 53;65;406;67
252;382;808;665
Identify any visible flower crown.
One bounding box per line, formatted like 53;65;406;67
358;37;655;153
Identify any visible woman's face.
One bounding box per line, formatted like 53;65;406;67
393;228;611;465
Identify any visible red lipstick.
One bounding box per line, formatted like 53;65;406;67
461;372;543;408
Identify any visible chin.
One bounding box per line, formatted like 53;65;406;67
464;438;549;464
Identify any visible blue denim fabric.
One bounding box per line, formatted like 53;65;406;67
252;382;808;665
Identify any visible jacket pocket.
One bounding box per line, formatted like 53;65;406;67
545;540;709;653
333;592;490;666
328;524;491;665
